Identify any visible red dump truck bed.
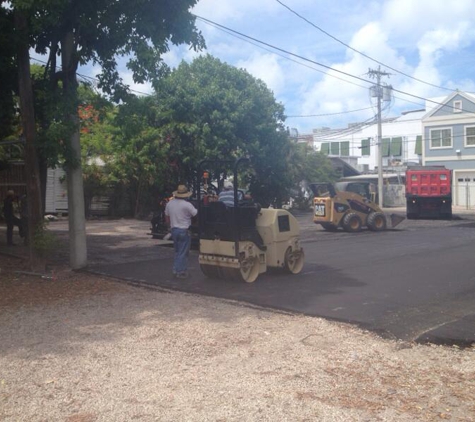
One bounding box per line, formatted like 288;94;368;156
406;168;452;197
405;167;452;219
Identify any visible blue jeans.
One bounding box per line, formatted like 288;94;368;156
171;227;191;274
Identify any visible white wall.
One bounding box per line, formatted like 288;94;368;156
312;109;424;171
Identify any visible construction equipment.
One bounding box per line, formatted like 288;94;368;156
406;166;452;219
198;158;304;283
309;182;405;232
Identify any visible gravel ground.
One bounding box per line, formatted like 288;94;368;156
1;258;475;422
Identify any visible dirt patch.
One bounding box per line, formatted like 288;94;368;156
0;256;125;309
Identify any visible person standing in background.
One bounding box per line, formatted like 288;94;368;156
2;190;23;246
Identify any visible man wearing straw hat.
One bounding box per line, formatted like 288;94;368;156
165;184;197;279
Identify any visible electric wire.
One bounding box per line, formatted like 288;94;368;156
287;106;374;118
275;0;453;92
31;17;475;120
30;56;153;97
195;14;475;116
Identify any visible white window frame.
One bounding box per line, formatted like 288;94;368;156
453;100;462;113
430;127;452;149
465;125;475;148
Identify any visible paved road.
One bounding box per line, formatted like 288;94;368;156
73;211;475;347
2;210;474;345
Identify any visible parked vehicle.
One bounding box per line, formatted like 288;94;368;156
405;166;452;219
309;182;404;232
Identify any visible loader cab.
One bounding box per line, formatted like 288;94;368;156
309;182;337;198
335;181;374;202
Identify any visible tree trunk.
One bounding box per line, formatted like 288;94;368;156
61;31;88;269
15;9;43;265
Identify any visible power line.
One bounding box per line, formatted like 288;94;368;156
31;20;475;120
195;15;375;87
30;56;153;97
287;106;374;118
194;14;475;116
199;18;372;92
275;0;453;92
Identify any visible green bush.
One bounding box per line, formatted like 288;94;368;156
33;224;56;258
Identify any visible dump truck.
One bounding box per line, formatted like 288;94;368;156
309;182;404;232
197;158;304;283
405;166;452;219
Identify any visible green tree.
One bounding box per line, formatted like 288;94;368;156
6;0;205;268
287;143;338;210
107;96;171;217
154;54;292;206
0;7;18;141
289;143;338;184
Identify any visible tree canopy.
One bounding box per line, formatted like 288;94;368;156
152;54;293;206
2;0;206;268
0;6;18;141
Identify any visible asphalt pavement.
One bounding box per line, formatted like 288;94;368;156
1;206;474;347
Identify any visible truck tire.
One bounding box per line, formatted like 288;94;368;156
367;212;387;231
441;212;452;220
342;212;362;233
320;223;338;231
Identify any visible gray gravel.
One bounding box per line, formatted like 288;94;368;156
1;269;474;422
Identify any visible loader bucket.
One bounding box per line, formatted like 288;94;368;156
389;213;405;228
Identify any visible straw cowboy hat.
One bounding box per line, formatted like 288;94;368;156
173;184;192;198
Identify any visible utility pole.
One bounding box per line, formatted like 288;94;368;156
368;66;391;208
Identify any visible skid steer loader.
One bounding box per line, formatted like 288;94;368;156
197;158;304;283
309;182;405;232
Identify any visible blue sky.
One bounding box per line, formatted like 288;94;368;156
86;0;475;134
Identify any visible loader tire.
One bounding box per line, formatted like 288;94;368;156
320;223;338;231
367;212;387;231
342;212;362;233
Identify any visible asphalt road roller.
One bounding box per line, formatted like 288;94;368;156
197;158;304;283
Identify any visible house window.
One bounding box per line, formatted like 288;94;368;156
382;138;391;156
330;142;340;155
415;135;422;155
340;141;350;156
361;138;370;156
430;128;452;148
466;126;475;147
390;137;402;156
453;100;462;113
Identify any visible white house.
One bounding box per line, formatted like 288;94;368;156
312;108;424;173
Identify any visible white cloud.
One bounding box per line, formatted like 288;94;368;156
284;0;475;132
68;0;475;133
236;53;285;96
193;0;280;23
120;71;153;96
